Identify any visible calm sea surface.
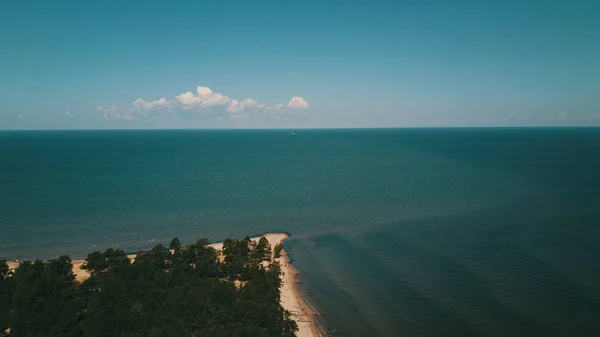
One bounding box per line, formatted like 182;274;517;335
1;128;599;336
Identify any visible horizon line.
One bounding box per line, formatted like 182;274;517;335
2;125;600;132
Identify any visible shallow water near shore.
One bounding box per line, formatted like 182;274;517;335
1;128;600;336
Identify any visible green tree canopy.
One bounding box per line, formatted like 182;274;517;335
169;237;181;250
82;248;130;274
252;237;272;262
273;243;284;259
7;257;81;336
1;237;297;337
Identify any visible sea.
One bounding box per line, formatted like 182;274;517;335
1;128;599;337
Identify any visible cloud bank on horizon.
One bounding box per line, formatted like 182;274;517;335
96;86;309;122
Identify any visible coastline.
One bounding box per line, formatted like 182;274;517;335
4;233;322;337
279;248;325;337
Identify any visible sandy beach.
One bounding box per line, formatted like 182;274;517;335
278;247;324;337
261;233;323;337
5;233;321;337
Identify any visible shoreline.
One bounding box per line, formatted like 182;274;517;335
279;248;325;337
4;233;322;337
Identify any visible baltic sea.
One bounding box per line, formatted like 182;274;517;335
1;128;599;336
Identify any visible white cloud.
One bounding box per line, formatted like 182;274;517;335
176;86;231;110
228;98;258;113
132;98;170;111
99;85;309;122
197;86;213;95
174;92;197;107
97;105;133;120
287;96;309;109
128;98;172;119
593;112;600;119
17;114;24;119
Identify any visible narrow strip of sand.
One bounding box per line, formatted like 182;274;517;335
261;233;323;337
5;233;321;337
278;247;324;337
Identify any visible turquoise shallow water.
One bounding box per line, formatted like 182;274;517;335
1;128;599;336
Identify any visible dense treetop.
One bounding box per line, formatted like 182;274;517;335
0;236;297;337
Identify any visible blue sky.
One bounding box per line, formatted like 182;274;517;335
1;0;599;129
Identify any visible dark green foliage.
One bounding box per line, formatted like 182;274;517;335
274;243;284;259
222;237;253;278
252;237;272;262
169;237;181;250
6;257;81;336
0;260;8;279
0;260;10;333
81;248;129;274
135;244;172;270
0;237;297;337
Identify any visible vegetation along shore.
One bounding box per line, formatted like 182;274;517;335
0;233;323;337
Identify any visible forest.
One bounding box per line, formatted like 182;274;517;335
0;236;297;337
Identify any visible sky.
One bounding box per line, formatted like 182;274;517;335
1;0;599;130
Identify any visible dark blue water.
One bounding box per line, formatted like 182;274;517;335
1;128;599;336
